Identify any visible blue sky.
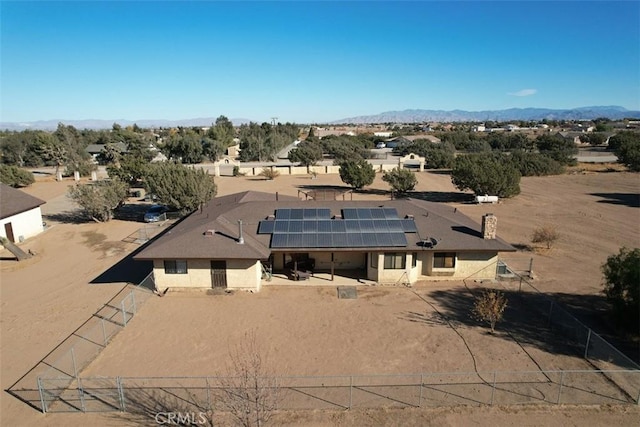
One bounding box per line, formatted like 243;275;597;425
2;1;639;124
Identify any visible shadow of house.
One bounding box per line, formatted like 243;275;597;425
409;286;640;368
409;191;475;204
589;193;640;208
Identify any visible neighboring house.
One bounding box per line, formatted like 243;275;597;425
134;191;515;292
0;184;46;243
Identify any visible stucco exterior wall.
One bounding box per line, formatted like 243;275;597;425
152;259;261;291
0;207;44;242
422;251;498;280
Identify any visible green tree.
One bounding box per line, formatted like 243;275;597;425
35;132;68;175
510;151;564;176
382;167;417;196
535;134;578;165
68;179;129;222
451;153;521;198
0;165;35;187
145;162;217;213
107;154;151;186
602;247;640;333
162;131;203;163
288;141;323;168
338;159;375;190
609;131;640;171
580;132;607;146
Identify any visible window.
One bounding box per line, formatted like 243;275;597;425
412;252;417;268
383;253;406;269
433;252;456;268
164;260;187;274
370;253;378;269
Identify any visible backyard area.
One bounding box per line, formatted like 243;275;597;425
1;165;639;425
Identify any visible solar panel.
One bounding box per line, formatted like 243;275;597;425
359;219;374;232
290;209;304;220
342;208;358;219
376;233;393;246
357;208;373;219
383;208;398;219
386;220;404;232
347;233;363;246
391;232;408;246
303;220;317;233
401;219;418;232
345;220;360;232
318;234;332;247
258;221;275;234
303;208;316;219
276;209;290;219
287;233;304;247
373;219;388;232
303;234;317;247
332;233;348;247
318;220;332;233
317;208;331;219
331;221;346;233
361;233;377;246
274;221;288;233
288;220;303;233
371;208;386;219
271;234;288;248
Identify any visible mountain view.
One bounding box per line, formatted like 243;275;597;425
2;106;639;131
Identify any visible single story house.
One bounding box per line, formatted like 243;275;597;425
0;184;46;243
134;191;515;292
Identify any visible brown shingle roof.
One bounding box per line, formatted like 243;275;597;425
135;191;515;261
0;184;46;220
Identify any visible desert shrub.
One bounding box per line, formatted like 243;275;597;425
472;290;508;333
382;167;417;196
338;159;375;189
531;225;560;249
68;179;129;222
259;168;280;180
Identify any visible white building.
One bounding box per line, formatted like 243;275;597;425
0;184;46;243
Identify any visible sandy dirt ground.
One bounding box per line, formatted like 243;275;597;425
1;166;639;426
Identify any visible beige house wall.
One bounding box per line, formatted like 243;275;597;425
422;251;498;280
152;259;261;291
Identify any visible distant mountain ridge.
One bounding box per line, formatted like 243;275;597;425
331;106;640;124
2;106;639;131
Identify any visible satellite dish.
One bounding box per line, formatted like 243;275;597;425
421;237;438;248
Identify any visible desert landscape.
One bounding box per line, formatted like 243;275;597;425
1;165;639;426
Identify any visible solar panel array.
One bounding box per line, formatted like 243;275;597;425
258;208;418;249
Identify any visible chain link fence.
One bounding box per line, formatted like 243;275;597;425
37;370;640;414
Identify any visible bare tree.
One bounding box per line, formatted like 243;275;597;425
216;329;282;427
531;225;560;249
472;290;508;333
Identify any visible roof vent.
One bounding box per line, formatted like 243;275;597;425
333;214;342;219
405;214;414;220
204;229;215;236
267;214;275;220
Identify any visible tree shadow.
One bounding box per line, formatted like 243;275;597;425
408;191;475;203
403;285;639;368
43;210;90;224
589;193;640;208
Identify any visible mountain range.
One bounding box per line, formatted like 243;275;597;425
2;106;639;131
331;106;640;124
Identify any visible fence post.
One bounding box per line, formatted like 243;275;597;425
418;373;423;407
121;300;127;326
37;377;48;413
557;371;565;404
117;377;126;411
529;258;533;276
206;377;211;412
349;376;353;409
584;329;592;359
490;372;496;405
